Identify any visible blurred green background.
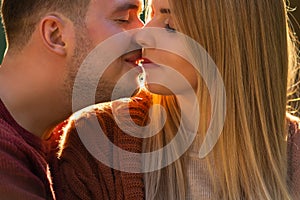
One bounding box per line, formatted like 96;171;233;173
0;16;5;64
0;1;299;64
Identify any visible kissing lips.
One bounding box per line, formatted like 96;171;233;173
124;51;142;67
140;58;153;64
140;58;160;69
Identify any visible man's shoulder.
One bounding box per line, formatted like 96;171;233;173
0;118;50;199
0;118;23;141
0;118;33;162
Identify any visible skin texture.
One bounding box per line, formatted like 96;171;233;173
135;0;198;95
0;0;144;137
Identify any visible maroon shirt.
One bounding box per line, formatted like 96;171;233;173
0;99;55;200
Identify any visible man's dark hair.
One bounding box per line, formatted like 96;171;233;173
1;0;90;50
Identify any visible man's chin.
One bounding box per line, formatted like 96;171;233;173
95;81;140;104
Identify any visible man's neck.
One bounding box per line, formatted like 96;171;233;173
0;54;65;138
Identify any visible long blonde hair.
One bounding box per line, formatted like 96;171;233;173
144;0;299;199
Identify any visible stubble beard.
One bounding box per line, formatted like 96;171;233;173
64;27;125;113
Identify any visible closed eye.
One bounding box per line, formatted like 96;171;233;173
115;19;130;23
165;23;176;32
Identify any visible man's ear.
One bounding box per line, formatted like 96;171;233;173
40;14;73;56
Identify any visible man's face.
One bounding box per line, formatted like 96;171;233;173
67;0;144;109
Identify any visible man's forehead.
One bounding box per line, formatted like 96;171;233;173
90;0;143;17
112;0;143;8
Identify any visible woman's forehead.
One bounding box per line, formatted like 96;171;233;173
149;0;170;9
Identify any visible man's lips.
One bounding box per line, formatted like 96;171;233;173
124;53;142;66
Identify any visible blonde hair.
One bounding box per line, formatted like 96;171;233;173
286;2;300;116
144;0;299;199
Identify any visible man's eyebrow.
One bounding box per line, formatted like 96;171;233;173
112;2;141;13
160;8;171;14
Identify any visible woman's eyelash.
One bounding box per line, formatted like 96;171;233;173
165;23;176;32
164;18;176;32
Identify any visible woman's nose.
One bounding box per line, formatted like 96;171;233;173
134;27;156;48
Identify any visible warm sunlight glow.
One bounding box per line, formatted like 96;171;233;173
137;59;146;89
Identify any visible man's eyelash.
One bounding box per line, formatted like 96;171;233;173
115;19;129;23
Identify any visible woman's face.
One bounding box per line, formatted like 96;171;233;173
135;0;198;95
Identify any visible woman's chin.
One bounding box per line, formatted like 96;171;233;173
145;84;176;95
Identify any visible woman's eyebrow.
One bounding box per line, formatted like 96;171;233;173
160;8;171;14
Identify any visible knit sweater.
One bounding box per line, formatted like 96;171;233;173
0;99;55;200
287;114;300;198
49;90;300;199
185;114;300;199
50;90;151;200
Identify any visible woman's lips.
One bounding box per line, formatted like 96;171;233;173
140;58;161;69
141;58;154;64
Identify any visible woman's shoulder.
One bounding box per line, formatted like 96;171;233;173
55;89;153;155
62;89;152;133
